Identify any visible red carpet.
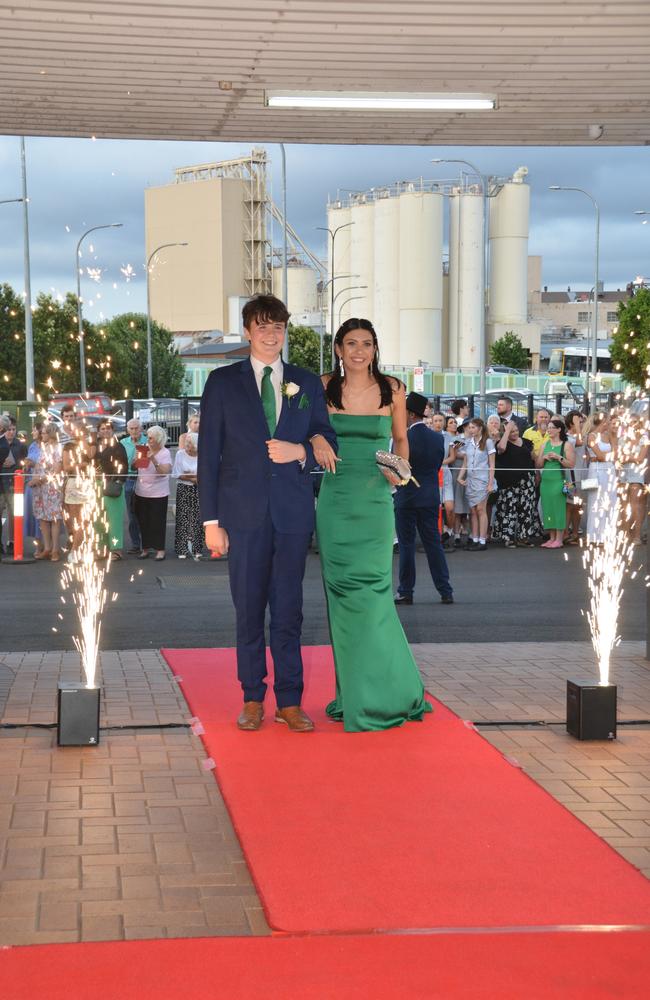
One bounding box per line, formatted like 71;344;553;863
162;647;650;934
3;931;650;999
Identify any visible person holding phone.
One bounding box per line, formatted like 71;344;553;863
133;425;172;560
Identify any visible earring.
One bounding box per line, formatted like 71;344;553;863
338;356;345;378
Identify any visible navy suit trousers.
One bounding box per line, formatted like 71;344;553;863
227;521;312;707
395;505;453;599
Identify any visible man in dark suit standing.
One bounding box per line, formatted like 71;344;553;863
198;295;337;732
393;392;453;606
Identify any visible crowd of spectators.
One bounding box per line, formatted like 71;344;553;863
427;395;648;552
0;411;205;563
0;393;647;562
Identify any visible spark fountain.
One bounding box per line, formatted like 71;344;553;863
57;429;109;746
567;401;648;740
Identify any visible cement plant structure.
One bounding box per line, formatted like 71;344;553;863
326;168;540;370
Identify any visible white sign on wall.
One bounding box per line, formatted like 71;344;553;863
413;367;424;392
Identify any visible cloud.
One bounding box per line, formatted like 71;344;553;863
1;136;648;321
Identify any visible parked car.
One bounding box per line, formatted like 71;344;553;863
46;408;127;437
629;397;649;419
49;392;115;415
485;365;521;375
112;398;200;445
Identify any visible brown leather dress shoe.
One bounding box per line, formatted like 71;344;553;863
274;706;315;732
237;701;264;731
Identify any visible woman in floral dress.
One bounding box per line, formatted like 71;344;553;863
30;423;64;561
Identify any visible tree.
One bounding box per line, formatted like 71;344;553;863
0;288;97;400
0;283;25;399
35;292;98;397
489;331;530;370
0;283;186;400
609;288;650;389
287;324;331;375
103;313;187;397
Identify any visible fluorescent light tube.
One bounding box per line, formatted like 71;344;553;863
265;91;496;111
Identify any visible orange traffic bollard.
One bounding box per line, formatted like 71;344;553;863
2;469;34;564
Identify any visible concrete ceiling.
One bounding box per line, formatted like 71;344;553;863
1;1;649;145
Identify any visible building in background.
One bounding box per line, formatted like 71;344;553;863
326;168;542;371
272;257;321;330
144;149;271;335
487;168;541;367
327;183;444;366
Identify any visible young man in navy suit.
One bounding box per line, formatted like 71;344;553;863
393;391;454;606
198;295;337;732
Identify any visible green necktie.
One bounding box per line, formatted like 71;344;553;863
261;365;277;436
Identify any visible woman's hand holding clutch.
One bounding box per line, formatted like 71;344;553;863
379;467;403;488
375;451;419;488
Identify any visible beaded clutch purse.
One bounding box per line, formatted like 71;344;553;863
375;450;420;487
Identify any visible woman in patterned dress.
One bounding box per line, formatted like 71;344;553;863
29;423;64;561
172;432;204;559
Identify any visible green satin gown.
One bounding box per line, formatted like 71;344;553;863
316;414;432;732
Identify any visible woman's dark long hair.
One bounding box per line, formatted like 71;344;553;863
325;318;398;410
550;418;568;443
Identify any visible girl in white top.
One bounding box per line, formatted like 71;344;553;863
457;418;496;551
564;409;586;544
171;431;204;559
585;412;617;545
617;414;649;545
431;412;455;539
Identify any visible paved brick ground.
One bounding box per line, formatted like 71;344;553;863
0;641;649;946
415;641;650;880
0;650;269;946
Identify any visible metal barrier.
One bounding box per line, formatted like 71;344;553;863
119;397;200;446
430;392;618;424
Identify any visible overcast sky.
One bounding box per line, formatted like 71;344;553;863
1;135;648;323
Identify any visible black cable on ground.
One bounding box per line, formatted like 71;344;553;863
474;719;650;728
0;722;192;731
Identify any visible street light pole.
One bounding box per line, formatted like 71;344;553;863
550;186;600;406
20;138;35;402
333;283;368;319
75;223;123;394
0;193;34;401
318;273;358;374
145;242;189;398
317;222;354;368
279;143;289;363
338;295;365;329
432;157;487;415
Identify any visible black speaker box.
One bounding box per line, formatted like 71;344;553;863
57;682;100;746
566;680;616;741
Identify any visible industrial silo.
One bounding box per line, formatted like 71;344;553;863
448;190;484;371
373;193;400;365
272;263;318;315
488;176;530;325
447;191;461;368
346;200;374;327
398;189;444;366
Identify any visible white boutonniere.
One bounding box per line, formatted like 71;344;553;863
281;381;301;405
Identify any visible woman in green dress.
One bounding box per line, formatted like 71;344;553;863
96;418;128;559
536;418;575;549
309;318;432;732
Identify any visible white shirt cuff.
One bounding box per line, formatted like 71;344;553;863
204;520;219;526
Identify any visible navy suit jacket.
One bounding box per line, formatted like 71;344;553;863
393;422;444;510
0;436;27;494
197;359;336;534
